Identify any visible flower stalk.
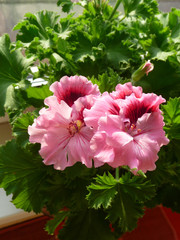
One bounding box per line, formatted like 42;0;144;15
116;167;120;180
109;0;123;20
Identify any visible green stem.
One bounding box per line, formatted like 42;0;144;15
115;167;120;180
108;0;122;21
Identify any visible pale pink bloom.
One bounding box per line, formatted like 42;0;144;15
50;75;100;107
84;82;142;130
110;82;142;99
28;75;100;170
90;93;169;172
28;97;94;170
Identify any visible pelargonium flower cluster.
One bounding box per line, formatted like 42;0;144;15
28;76;169;173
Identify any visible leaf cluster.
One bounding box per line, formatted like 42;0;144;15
87;172;155;233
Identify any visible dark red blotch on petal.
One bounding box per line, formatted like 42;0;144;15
125;101;156;124
59;90;85;107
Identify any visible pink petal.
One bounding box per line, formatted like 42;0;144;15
132;135;160;172
98;115;125;136
111;82;142;99
90;131;115;167
39;128;71;170
84;93;120;130
50;75;100;107
68;126;93;168
136;112;169;146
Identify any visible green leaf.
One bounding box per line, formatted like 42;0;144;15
122;0;158;18
91;68;123;93
0;140;48;213
4;85;28;115
0;34;33;116
107;173;155;232
87;172;155;232
162;97;180;139
87;172;118;209
14;11;60;43
162;97;180;124
44;163;96;214
58;209;116;240
57;0;73;13
45;210;70;235
12;111;38;148
27;85;52;100
150;46;175;61
106;33;132;68
73;32;94;62
26;84;52;108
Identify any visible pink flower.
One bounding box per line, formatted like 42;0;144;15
84;82;142;130
28;76;100;170
50;75;100;107
89;93;169;172
28;98;94;170
110;82;142;99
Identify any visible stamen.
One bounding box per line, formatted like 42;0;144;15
137;129;142;133
68;120;84;136
130;124;136;130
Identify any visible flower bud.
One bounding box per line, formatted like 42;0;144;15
132;60;154;82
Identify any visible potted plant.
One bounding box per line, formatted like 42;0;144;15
0;0;179;239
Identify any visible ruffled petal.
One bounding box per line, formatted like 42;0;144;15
50;75;100;107
90;131;115;167
111;82;142;99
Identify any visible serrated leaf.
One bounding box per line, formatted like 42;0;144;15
87;172;118;209
150;46;175;61
14;11;60;43
106;34;131;68
0;34;33;116
162;97;180;139
0;140;48;213
162;97;180;124
91;68;123;93
57;0;73;13
73;32;94;62
12;111;38;148
122;0;158;18
109;173;155;232
107;185;144;232
87;172;155;232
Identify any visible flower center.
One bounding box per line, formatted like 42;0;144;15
68;120;84;136
124;122;141;136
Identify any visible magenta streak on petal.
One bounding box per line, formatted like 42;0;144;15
125;101;155;124
108;102;120;115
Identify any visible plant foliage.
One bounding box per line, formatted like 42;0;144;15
0;0;180;239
